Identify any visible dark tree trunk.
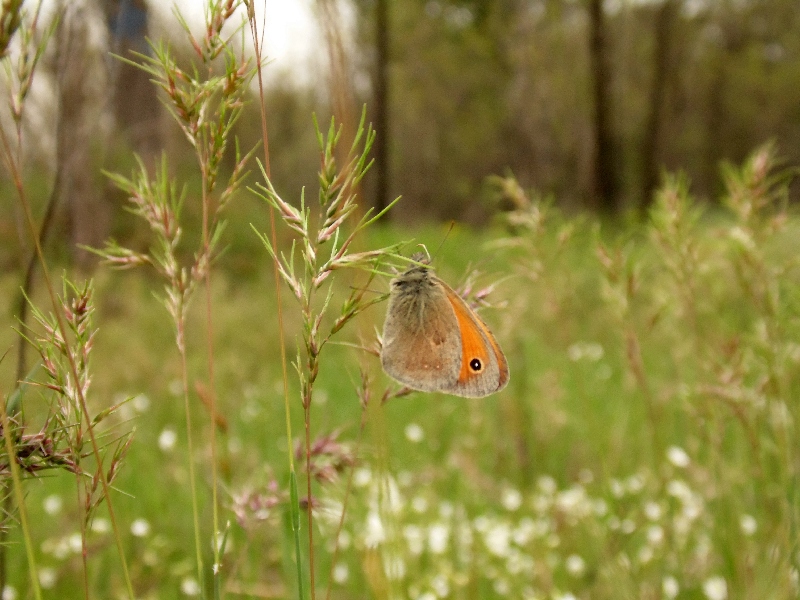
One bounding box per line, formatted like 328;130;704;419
641;0;679;209
105;0;160;162
588;0;618;212
373;0;390;217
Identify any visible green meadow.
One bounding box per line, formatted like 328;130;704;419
2;2;800;598
1;147;799;599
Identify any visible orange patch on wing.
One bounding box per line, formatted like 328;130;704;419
445;289;493;383
444;286;509;389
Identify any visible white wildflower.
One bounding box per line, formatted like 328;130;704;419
565;554;585;577
38;568;56;589
485;521;511;557
404;423;424;442
1;585;16;600
91;518;110;534
133;393;150;412
512;517;535;545
638;545;653;564
502;488;523;511
667;446;690;468
130;518;150;537
332;563;349;583
158;428;178;452
431;574;450;597
428;523;449;554
644;501;662;521
621;519;636;534
404;525;425;555
593;499;608;516
493;579;510;595
537;475;557;495
43;495;62;516
703;576;727;600
364;511;385;548
412;496;428;513
740;514;757;536
647;525;664;545
353;467;372;487
662;576;679;599
625;474;644;493
180;577;201;596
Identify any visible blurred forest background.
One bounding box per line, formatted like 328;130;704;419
3;0;800;269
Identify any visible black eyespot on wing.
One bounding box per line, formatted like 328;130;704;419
469;358;483;372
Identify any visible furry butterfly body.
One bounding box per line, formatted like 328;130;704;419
381;259;509;398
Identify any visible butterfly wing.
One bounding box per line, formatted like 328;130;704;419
381;281;463;393
440;283;509;398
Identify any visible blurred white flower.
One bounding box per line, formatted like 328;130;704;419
610;479;625;498
181;577;201;596
417;593;436;600
130;518;150;538
38;568;56;589
428;523;449;554
537;475;557;495
647;525;664;545
512;517;535;545
502;488;523;511
567;341;604;362
353;468;372;487
739;514;757;536
703;576;727;600
403;525;425;555
67;533;82;554
168;378;183;396
644;501;662;521
667;446;690;468
625;474;645;493
364;511;385;548
431;574;449;597
439;501;454;519
43;495;62;516
637;546;653;564
565;554;585;577
485;521;511;557
404;423;424;443
332;563;349;583
133;393;150;413
91;518;110;534
662;576;679;599
158;428;178;452
412;496;428;513
556;486;590;517
554;593;577;600
493;578;510;595
1;585;17;600
621;519;636;534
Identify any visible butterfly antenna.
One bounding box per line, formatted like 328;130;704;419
432;220;455;261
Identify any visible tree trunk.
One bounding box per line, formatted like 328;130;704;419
57;1;113;268
640;0;679;209
588;0;618;212
373;0;390;217
106;0;160;164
